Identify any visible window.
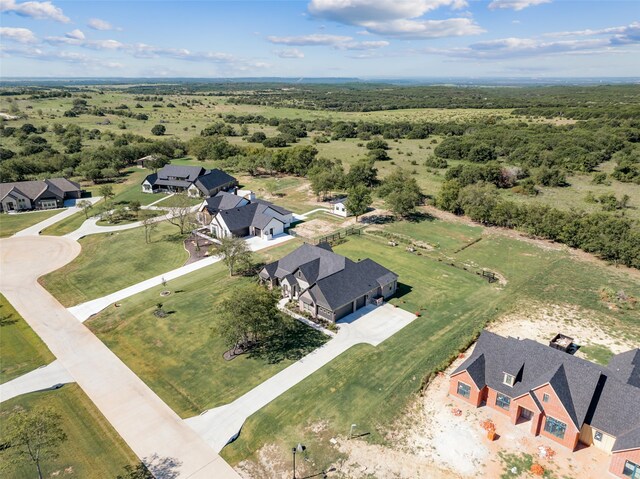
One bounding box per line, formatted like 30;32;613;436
457;382;471;399
543;416;567;439
496;393;511;410
543;393;550;403
503;373;515;387
624;460;640;478
594;431;603;442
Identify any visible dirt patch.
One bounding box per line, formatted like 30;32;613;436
183;236;214;265
488;302;637;355
292;217;346;239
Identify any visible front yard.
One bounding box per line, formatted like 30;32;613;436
86;240;324;418
0;384;138;479
0;294;54;384
0;209;61;238
40;221;189;307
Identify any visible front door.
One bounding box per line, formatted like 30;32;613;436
520;407;534;421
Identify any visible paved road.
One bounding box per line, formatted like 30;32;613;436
68;233;294;322
0;235;240;479
185;303;417;452
0;360;73;403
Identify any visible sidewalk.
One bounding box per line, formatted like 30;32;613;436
13;197;102;237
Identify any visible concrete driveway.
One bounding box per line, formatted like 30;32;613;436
0;235;240;479
185;303;417;452
0;360;73;403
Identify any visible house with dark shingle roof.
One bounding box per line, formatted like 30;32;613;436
259;243;398;322
0;178;83;213
197;190;293;241
449;330;640;479
141;165;237;198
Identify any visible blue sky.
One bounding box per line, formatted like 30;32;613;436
1;0;639;78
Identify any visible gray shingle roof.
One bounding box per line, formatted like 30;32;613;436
453;331;640;451
204;191;246;214
608;349;640;387
261;243;398;311
329;196;347;205
216;202;283;234
157;165;205;182
195;169;237;195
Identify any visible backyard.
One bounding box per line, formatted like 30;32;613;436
40;221;189;307
0;384;138;479
0;293;54;384
85;239;323;418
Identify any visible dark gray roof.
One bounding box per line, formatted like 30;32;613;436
143;173;157;185
157;165;205;182
195;169;237;195
608;349;640;387
253;199;292;216
261;244;398;311
453;331;640;450
216;203;283;234
46;178;81;193
329;196;347;205
204;191;246;214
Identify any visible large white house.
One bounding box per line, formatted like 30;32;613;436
197;190;293;241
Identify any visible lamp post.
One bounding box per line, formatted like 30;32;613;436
349;423;357;439
292;443;305;479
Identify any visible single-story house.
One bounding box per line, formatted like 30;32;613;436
0;178;83;213
199;190;293;241
330;196;350;217
259;243;398;322
450;330;640;479
142;165;237;198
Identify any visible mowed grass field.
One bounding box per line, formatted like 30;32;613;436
0;384;137;478
40;221;188;307
221;222;640;468
0;294;54;384
86;240;321;418
0;209;62;238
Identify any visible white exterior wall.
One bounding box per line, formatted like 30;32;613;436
1;192;32;212
332;202;349;217
142;180;154;193
187;184;201;198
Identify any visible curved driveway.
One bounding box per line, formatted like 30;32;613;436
0;235;239;479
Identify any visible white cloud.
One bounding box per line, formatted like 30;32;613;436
0;0;69;23
0;26;37;43
267;33;389;50
307;0;480;39
546;22;640;44
87;17;120;31
275;48;305;58
488;0;551;11
361;18;484;38
65;29;85;40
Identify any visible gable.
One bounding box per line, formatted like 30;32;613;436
532;383;579;430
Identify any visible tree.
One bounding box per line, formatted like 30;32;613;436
164;194;194;235
3;407;67;479
436;179;462;214
99;184;114;204
346;184;372;222
116;463;154;479
216;235;252;277
142;216;158;244
366;138;389;150
367;148;390;162
151;124;166;136
77;199;93;219
345;158;378;188
457;182;499;224
217;284;281;351
378;168;423;218
129;200;141;217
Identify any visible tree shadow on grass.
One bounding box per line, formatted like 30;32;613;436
248;319;328;364
0;306;17;327
406;211;435;223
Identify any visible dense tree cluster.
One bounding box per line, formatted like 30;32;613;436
436;180;640;268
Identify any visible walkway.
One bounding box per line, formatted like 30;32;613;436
0;235;240;479
68;233;295;322
13;197;102;237
0;360;73;403
185;303;417;452
293;207;333;221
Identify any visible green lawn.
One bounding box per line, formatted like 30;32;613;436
40;222;189;307
0;294;55;384
95;208;165;226
220;224;640;468
0;209;62;238
385;216;483;254
152;194;202;208
0;384;137;479
40;209;91;236
86;239;322;418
